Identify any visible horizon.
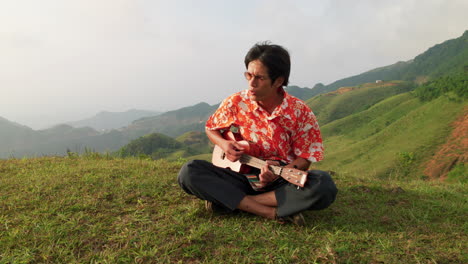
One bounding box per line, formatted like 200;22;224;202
1;0;467;129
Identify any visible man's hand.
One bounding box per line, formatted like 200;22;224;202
259;160;281;184
206;129;247;162
221;140;245;162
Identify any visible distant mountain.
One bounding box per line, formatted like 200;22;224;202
0;119;105;158
121;88;320;139
0;116;34;135
284;86;316;101
123;102;219;138
0;102;218;158
0;117;36;156
309;30;468;98
67;109;161;131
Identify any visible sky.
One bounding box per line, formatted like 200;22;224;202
1;0;467;129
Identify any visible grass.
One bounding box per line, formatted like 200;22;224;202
1;155;466;263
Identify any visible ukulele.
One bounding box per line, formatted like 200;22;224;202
211;131;308;188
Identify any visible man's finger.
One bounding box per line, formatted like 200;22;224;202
232;142;245;152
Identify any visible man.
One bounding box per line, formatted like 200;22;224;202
178;42;337;225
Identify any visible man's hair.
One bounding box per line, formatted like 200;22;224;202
244;41;290;87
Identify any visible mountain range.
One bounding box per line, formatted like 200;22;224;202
0;85;325;158
67;109;161;131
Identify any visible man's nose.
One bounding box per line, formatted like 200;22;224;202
249;77;258;87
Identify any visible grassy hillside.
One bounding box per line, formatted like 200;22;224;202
314;92;466;180
307;81;414;125
1;156;466;263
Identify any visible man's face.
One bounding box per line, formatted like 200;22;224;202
246;60;280;102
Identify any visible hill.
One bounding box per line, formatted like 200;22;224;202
0;101;219;158
122;102;219;138
0;117;36;155
118;133;184;159
0;101;218;158
0;117;133;158
116;131;211;161
0;118;101;158
284;85;316;100
307;81;415;125
310;88;466;180
309;30;468;97
67;109;161;131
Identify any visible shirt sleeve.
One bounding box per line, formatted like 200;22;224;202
205;94;237;130
292;104;324;163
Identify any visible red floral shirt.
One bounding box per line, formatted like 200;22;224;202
206;90;324;163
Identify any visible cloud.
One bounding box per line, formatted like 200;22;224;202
0;0;467;128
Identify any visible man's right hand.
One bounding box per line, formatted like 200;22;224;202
206;128;247;162
221;140;245;162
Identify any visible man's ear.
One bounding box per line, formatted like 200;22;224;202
273;76;284;89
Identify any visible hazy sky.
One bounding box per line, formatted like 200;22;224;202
1;0;467;129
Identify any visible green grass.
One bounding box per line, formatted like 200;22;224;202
1;156;466;263
446;163;467;183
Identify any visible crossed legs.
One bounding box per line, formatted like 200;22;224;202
178;160;338;220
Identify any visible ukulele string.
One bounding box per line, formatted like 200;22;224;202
240;155;282;175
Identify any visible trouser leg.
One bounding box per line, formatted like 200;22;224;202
177;160;255;211
275;170;338;217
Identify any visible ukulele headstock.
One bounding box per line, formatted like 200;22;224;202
280;167;307;188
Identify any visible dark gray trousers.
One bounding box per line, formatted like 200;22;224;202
177;160;338;217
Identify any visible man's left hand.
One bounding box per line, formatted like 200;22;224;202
259;160;280;184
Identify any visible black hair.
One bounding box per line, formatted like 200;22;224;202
244;41;290;87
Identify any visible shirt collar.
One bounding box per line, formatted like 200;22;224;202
242;89;293;120
270;91;293;120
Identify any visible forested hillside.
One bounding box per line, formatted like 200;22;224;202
117;131;211;161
